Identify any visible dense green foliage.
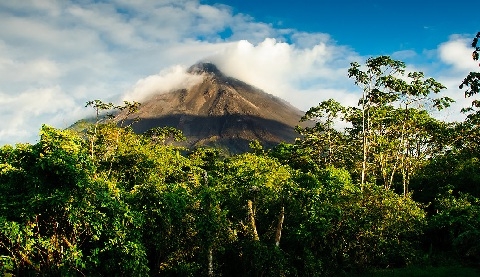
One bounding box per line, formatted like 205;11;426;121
0;128;428;276
1;46;480;275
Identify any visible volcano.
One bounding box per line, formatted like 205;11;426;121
125;62;306;153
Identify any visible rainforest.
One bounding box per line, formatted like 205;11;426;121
1;36;480;276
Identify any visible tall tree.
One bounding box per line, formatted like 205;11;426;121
459;31;480;99
458;32;480;154
347;56;451;192
296;99;351;169
348;56;406;189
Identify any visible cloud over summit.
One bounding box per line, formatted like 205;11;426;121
204;38;361;109
122;65;204;102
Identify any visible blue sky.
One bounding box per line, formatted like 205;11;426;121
0;0;478;145
206;0;476;55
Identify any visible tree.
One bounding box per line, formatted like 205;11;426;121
84;99;140;160
429;189;480;265
0;127;91;275
144;126;186;145
214;153;295;276
348;56;406;188
286;167;426;275
0;126;150;275
347;56;451;192
457;32;480;155
296;99;352;169
459;31;480;99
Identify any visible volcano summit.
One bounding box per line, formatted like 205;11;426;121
124;62;306;153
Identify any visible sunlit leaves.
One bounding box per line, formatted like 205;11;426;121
144;126;186;145
296;99;352;170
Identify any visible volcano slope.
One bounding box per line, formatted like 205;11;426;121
124;62;307;153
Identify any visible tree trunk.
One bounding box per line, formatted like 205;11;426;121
247;200;259;241
208;246;213;277
361;91;367;191
275;206;285;247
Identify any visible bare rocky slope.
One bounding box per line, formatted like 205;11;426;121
125;62;306;153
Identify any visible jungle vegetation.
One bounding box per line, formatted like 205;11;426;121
1;33;480;276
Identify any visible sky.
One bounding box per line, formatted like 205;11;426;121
0;0;478;145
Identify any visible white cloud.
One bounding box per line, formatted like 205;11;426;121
290;32;332;48
430;35;479;122
0;0;274;145
0;86;78;143
67;4;146;48
432;76;470;121
392;50;417;60
0;58;61;84
205;38;359;111
121;36;360;114
0;0;474;146
122;65;204;102
438;35;478;72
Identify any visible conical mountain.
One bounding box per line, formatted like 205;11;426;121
126;62;306;153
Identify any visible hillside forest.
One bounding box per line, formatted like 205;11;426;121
1;34;480;276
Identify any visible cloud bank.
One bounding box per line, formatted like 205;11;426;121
0;0;475;145
206;38;360;109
